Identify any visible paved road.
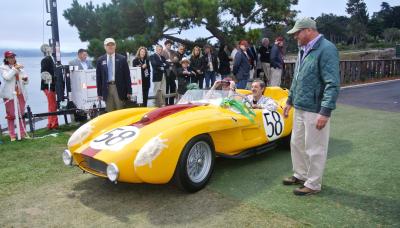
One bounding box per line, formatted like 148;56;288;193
337;80;400;112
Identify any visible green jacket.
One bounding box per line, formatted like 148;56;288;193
287;36;340;117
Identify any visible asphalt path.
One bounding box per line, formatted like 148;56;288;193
337;80;400;112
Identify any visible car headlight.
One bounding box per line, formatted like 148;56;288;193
62;149;73;166
106;163;119;182
67;122;93;147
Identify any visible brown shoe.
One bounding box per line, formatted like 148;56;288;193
293;186;320;196
282;176;305;185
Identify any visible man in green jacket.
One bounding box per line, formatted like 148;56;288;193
283;17;340;195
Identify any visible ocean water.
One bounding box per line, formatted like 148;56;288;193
0;56;75;131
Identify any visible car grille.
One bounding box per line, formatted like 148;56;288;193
81;155;107;175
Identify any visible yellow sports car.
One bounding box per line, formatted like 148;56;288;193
63;87;293;192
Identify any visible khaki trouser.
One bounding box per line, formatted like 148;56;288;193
291;109;330;191
270;67;282;86
153;75;166;107
261;62;271;83
106;84;125;112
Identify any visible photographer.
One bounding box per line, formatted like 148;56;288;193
0;51;29;141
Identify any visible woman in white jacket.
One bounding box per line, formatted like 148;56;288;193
0;51;28;141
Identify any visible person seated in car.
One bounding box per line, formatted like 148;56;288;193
247;79;277;110
210;77;236;92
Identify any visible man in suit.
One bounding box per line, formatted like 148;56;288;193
201;44;219;88
233;40;251;89
270;37;285;86
96;38;132;112
150;44;167;107
258;38;271;83
69;49;93;70
161;40;180;105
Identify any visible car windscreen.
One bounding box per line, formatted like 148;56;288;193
177;89;231;106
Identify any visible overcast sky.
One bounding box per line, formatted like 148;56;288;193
1;0;399;52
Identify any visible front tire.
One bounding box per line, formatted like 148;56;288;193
174;134;215;193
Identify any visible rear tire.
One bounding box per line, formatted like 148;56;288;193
174;134;215;193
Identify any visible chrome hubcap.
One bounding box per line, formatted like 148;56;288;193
186;141;212;183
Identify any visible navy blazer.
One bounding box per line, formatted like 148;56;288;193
96;53;131;100
150;53;167;82
270;44;284;69
233;50;251;80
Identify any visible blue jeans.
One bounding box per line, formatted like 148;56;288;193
204;71;216;88
236;79;248;89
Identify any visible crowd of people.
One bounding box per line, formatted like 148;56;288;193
0;17;340;198
0;34;291;139
132;36;286;108
0;35;286;141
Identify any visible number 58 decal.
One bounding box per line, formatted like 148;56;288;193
90;126;140;151
262;110;284;141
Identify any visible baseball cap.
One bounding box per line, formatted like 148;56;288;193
4;51;16;58
104;38;116;45
287;17;317;34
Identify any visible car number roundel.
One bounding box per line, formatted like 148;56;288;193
262;110;284;141
90;126;140;151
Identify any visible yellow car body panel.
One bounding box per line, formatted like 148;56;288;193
66;87;293;185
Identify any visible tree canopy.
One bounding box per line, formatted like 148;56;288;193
64;0;298;56
315;1;400;47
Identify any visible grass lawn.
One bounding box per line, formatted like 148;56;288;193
0;104;399;227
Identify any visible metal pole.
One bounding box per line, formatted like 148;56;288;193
26;105;34;134
47;0;61;64
13;92;21;140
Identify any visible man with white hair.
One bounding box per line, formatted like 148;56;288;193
96;38;132;112
258;38;271;83
150;44;167;107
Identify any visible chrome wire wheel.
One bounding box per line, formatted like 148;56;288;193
186;141;212;183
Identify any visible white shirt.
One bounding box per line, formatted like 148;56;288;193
207;53;214;71
231;48;238;62
106;53;116;81
247;94;277;111
300;34;322;63
80;61;88;70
